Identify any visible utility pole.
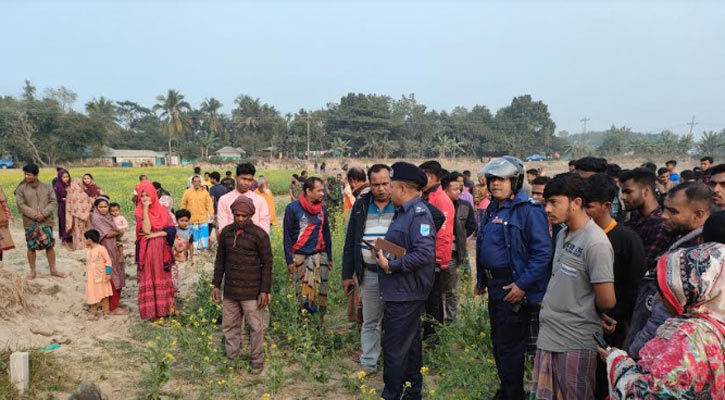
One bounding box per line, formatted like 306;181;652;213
306;117;311;159
580;116;590;134
687;115;698;136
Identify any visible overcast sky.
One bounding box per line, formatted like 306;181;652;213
2;0;724;135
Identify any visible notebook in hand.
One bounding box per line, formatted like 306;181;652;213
374;238;406;260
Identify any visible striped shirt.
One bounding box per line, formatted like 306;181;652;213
361;201;396;264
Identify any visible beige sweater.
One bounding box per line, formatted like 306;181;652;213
15;182;57;228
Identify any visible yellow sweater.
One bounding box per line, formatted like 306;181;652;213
255;188;277;224
181;187;214;224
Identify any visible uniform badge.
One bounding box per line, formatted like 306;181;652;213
420;224;430;236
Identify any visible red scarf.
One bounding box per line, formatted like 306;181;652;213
296;194;325;252
299;193;323;216
134;180;171;237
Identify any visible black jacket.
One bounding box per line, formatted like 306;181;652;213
342;193;445;282
452;199;477;263
342;192;375;282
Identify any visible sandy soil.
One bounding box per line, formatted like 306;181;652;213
0;220;209;399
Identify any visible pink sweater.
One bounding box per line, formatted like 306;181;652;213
216;190;271;234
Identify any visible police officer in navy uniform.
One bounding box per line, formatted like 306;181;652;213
376;162;436;400
475;156;553;400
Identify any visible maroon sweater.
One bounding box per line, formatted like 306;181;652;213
213;223;273;301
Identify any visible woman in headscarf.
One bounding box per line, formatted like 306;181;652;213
135;180;177;320
81;173;103;198
91;196;126;315
53;168;72;248
66;179;95;251
601;240;725;399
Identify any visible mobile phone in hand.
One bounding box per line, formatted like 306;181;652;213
593;332;610;349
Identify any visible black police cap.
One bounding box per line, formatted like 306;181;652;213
390;162;428;190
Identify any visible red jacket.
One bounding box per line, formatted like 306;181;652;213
426;185;455;269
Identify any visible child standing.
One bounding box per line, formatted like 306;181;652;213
109;202;129;255
173;209;194;291
84;229;114;315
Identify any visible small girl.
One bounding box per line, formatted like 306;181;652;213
84;229;114;315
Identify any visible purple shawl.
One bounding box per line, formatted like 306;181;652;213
54;169;70;200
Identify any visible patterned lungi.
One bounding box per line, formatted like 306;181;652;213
291;252;329;315
530;348;597;400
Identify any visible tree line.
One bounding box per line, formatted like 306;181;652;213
1;80;719;165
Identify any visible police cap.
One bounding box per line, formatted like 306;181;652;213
390;162;428;190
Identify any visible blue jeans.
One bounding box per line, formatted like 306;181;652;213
360;270;384;370
382;300;425;400
487;276;531;400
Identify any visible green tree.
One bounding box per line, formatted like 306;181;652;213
326;93;393;154
329;137;350;156
597;126;632;156
200;97;224;137
494;95;556;157
697;130;725;155
153;89;191;162
433;135;465;158
86;97;120;137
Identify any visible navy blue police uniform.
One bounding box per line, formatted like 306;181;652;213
380;162;436;400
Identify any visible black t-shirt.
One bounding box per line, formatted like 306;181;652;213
605;223;646;346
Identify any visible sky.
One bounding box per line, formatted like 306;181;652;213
1;0;724;136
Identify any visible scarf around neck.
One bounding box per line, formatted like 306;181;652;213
299;193;323;216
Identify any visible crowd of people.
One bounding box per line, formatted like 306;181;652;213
2;154;724;398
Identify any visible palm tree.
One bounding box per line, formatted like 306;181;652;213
198;132;217;160
85;97;119;136
153;89;191;163
232;95;262;152
698;131;725;155
200;97;224;137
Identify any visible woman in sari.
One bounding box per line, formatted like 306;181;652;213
135;180;177;320
53;169;72;248
0;186;15;260
601;240;725;399
66;179;95;251
91;196;126;315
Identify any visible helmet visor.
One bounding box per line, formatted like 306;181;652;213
482;157;519;179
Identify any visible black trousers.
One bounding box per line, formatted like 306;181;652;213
422;269;444;341
382;300;425;400
488;277;531;400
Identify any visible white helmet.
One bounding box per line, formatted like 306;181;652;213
481;156;525;192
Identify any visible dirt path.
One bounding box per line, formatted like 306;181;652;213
0;220;211;399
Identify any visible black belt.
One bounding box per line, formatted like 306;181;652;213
364;262;378;272
483;268;513;280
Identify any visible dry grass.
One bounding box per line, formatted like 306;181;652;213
0;349;77;400
0;267;31;320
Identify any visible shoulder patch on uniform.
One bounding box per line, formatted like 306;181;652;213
420;224;431;236
414;206;427;215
